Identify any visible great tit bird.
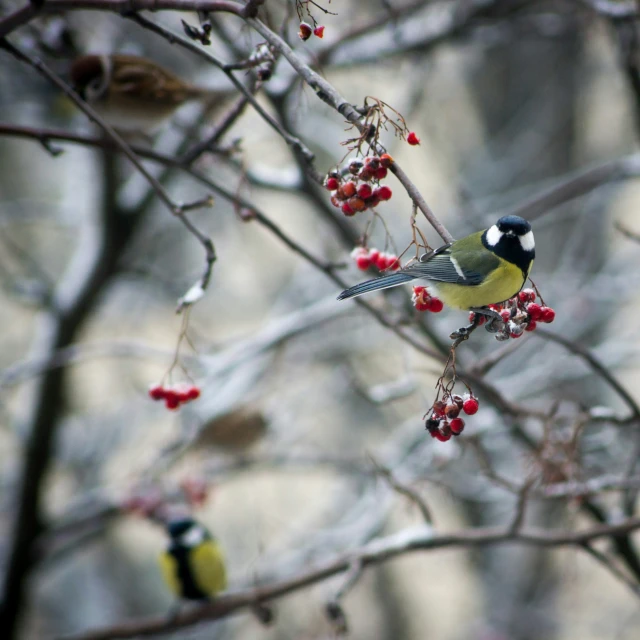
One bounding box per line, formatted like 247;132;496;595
338;215;535;311
159;517;227;602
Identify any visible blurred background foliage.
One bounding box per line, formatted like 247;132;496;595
1;1;640;639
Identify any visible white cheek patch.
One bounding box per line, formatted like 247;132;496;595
181;526;206;547
449;256;466;280
485;225;502;247
519;230;535;252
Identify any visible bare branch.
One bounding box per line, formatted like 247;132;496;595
60;518;640;640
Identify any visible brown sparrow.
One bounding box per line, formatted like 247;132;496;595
70;54;227;134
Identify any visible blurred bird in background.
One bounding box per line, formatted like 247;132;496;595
70;54;231;135
159;516;227;605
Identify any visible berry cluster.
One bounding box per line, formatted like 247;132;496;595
149;383;201;410
425;393;479;442
299;23;325;40
180;476;210;507
351;246;400;271
412;286;444;313
469;288;555;341
121;486;163;517
325;154;394;216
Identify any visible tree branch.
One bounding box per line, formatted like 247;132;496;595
61;517;640;640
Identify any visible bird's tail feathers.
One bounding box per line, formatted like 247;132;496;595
337;272;417;300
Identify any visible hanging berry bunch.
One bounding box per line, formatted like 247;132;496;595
148;309;202;411
425;392;479;442
149;383;201;411
470;287;555;341
325;154;394;216
351;246;400;271
411;286;444;313
296;0;334;41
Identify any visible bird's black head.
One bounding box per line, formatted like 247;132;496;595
482;215;535;274
496;215;532;236
166;518;196;540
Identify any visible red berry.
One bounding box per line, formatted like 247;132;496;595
364;196;381;208
357;183;373;199
330;196;340;208
449;417;465;435
380;153;394;168
348;196;366;212
298;22;312;41
325;177;339;190
526;303;542;321
356;255;371;270
433;401;446;416
387;255;400;270
540;307;555;323
510;331;523;339
313;25;325;38
375;167;388;180
376;253;390;270
428;297;444;313
407;131;420;146
452;394;464;408
364;156;380;170
434;429;451;442
186;386;201;401
165;393;180;410
518;288;536;303
175;387;192;403
359;167;373;182
445;403;460;419
148;385;165;401
462;398;479;415
525;320;537;332
413;286;426;295
342;181;356;198
500;309;511;323
368;249;380;263
415;301;430;312
341;202;355;216
375;186;392;201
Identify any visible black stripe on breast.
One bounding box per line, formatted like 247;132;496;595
169;544;209;601
482;230;534;278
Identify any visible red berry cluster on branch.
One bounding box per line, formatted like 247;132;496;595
299;22;325;40
325;154;394;216
469;288;555;341
425;393;479;442
412;286;444;313
148;383;201;410
351;246;400;271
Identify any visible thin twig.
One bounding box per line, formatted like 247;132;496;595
535;329;640;421
369;456;433;524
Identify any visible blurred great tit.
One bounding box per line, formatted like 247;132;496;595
159;517;226;602
338;215;535;311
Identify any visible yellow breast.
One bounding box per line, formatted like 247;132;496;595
434;260;530;309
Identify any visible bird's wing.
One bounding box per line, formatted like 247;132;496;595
403;240;497;286
191;540;227;597
158;551;181;597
